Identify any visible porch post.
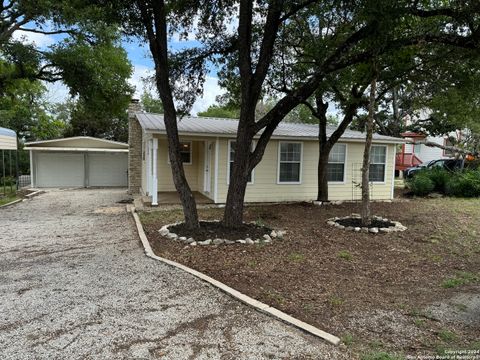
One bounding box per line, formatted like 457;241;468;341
152;138;158;206
146;139;151;195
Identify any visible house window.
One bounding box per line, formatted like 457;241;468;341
413;143;422;154
327;144;346;182
228;140;253;184
278;142;302;183
444;138;455;157
179;142;192;164
169;141;192;164
369;145;386;182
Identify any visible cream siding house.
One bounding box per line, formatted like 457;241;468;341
129;111;403;205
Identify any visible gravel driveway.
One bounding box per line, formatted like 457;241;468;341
0;189;347;359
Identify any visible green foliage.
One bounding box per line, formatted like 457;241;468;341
337;250;353;261
408;173;435;196
445;171;480;198
442;272;478;288
329;295;344;306
1;2;133;143
427;168;451;193
288;252;305;263
198;104;239;119
141;91;164;114
342;333;354;346
0;80;65;141
438;330;457;342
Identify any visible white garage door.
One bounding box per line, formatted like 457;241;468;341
88;153;128;187
36;153;85;187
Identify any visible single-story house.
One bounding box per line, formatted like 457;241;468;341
25;137;128;188
128;103;404;205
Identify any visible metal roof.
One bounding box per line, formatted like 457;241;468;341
25;136;128;148
0;127;16;137
136;112;404;143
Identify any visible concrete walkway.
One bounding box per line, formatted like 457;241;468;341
0;189;347;359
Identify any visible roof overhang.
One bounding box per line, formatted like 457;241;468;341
24;147;128;153
144;129;406;144
0;127;17;150
25;136;128;152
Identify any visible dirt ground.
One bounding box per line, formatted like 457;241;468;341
141;197;480;359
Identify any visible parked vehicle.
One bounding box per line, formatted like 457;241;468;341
405;158;464;179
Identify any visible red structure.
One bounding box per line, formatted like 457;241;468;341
395;132;425;171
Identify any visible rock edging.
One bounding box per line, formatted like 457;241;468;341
158;220;286;246
326;214;407;234
129;205;341;346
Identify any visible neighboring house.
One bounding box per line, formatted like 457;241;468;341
25;137;129;188
395;110;462;174
128;103;404;205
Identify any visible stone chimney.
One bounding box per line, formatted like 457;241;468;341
128;99;143;194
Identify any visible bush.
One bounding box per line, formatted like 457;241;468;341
409;173;435;196
445;170;480;197
427;168;450;193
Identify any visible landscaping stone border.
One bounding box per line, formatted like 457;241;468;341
326;214;407;234
129;205;341;346
158;220;286;246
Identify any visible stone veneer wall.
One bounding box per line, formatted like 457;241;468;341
128;101;143;194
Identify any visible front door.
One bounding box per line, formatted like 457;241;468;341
204;141;213;193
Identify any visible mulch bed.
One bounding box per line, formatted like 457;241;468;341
142;199;480;357
168;221;271;241
336;217;394;228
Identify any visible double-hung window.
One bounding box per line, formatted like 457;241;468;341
278;142;302;183
369;145;387;182
327;144;346;182
168;141;192;164
228;141;253;184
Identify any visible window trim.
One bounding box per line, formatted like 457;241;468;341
227;139;255;185
327;143;347;185
277;141;303;185
369;144;387;184
167;140;192;165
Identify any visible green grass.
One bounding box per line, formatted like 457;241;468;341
438;329;457;342
337;250;353;261
288;252;305;262
414;318;426;327
342;333;354;346
0;194;18;207
442;271;479;288
329;295;344;306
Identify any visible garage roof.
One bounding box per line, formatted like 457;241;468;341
0;127;17;150
25;136;128;152
136;112;404;144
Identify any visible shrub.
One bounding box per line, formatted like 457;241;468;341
445;170;480;197
409;173;435;196
427;168;450;193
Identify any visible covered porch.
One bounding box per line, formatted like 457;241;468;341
143;136;218;206
141;191;214;206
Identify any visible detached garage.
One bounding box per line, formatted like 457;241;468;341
25;137;128;188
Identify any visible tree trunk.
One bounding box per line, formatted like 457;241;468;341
317;151;330;202
361;72;378;227
223;117;254;228
138;0;199;229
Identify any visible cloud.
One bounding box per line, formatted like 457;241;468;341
12;30;55;48
191;76;224;115
44;81;70;104
129;64;155;97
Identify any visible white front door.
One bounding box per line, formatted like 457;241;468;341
204;141;213;193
